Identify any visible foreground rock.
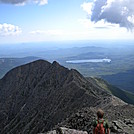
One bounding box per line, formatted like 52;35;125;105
59;106;134;134
111;119;134;134
47;127;88;134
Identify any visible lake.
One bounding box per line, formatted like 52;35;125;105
66;59;111;63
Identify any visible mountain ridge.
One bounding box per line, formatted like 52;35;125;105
0;60;133;134
0;60;100;133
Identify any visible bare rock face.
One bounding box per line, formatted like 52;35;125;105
0;60;106;133
0;60;133;134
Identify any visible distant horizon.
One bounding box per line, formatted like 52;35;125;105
1;39;134;45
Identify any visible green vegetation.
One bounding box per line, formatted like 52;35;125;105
62;46;134;77
90;77;134;105
102;70;134;93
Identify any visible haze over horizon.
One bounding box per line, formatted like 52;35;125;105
0;0;134;45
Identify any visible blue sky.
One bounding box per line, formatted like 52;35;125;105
0;0;134;44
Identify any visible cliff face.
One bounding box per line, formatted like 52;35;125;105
0;60;133;134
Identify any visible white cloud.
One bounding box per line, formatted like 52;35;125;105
30;29;63;35
15;2;26;6
81;0;134;30
34;0;48;5
0;23;22;36
81;2;93;15
38;0;48;5
0;0;48;6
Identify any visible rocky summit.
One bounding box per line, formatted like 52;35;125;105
0;60;134;134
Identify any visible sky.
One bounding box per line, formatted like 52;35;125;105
0;0;134;44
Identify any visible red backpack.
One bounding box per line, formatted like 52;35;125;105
95;120;105;134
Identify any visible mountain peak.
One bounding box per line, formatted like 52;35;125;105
51;60;60;67
52;60;59;65
0;59;133;134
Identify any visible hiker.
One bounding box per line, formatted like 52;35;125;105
92;109;110;134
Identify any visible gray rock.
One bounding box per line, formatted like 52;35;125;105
47;127;88;134
111;119;134;134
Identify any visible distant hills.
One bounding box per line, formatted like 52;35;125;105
0;60;134;133
1;44;134;98
0;57;39;78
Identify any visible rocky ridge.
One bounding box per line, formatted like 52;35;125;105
0;60;133;134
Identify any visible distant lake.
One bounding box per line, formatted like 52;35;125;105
66;59;111;63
